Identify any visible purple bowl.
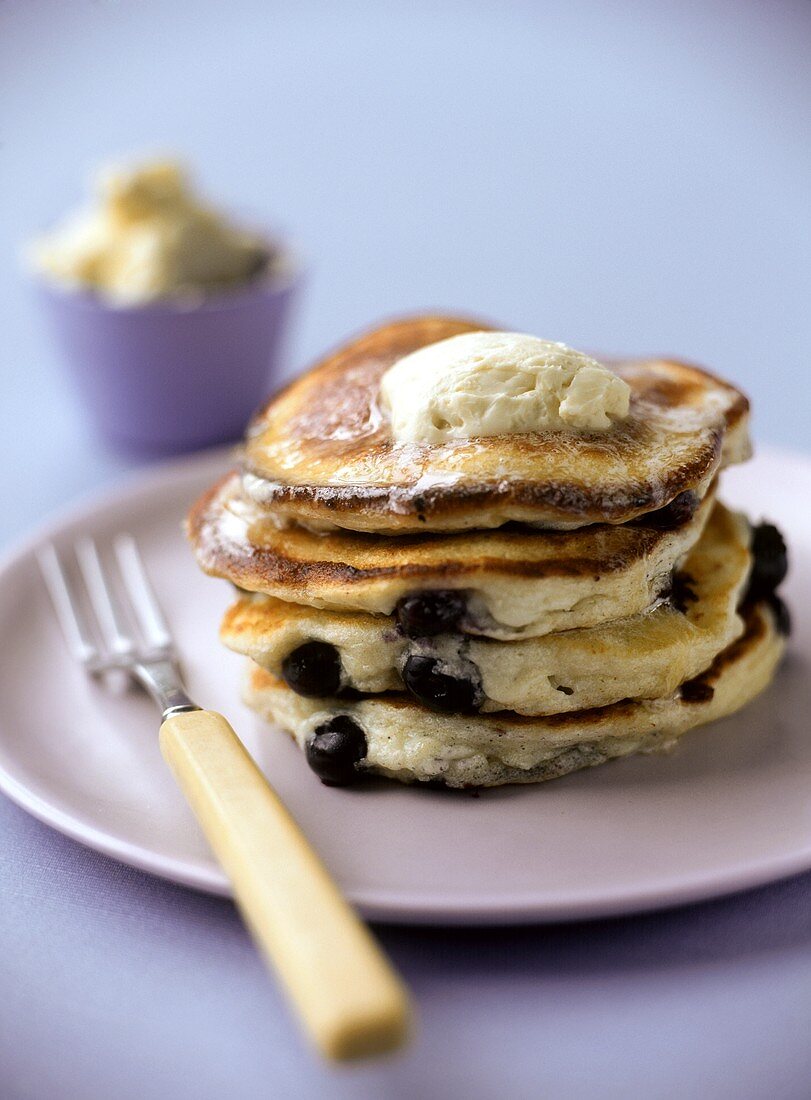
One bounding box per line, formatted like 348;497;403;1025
36;260;300;455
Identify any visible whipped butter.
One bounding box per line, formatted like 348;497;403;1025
379;332;631;443
29;159;269;305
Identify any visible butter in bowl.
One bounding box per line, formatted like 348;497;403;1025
28;159;299;454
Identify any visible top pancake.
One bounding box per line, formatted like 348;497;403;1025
242;315;751;534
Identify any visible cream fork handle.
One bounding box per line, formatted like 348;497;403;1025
159;709;411;1061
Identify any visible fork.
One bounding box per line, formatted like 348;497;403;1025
38;535;411;1061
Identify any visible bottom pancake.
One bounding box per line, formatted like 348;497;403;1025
242;600;785;789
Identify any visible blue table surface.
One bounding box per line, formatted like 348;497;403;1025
2;2;811;1097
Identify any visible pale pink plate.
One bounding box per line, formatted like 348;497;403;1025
0;448;808;924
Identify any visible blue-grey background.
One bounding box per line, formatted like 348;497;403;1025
2;2;811;1098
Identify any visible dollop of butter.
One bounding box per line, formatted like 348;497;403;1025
379;331;631;443
29;159;269;305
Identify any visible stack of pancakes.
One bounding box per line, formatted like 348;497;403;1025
188;317;789;788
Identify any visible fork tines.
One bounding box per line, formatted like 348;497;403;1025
38;536;174;674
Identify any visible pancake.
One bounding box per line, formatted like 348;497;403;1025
242;599;785;788
221;501;751;716
188;472;717;639
241;315;750;534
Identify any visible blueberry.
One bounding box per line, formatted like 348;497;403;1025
769;594;792;637
281;641;342;698
396;590;467;638
306;716;367;786
402;654;482;714
748;523;789;600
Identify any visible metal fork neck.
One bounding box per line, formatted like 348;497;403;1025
132;660;200;720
